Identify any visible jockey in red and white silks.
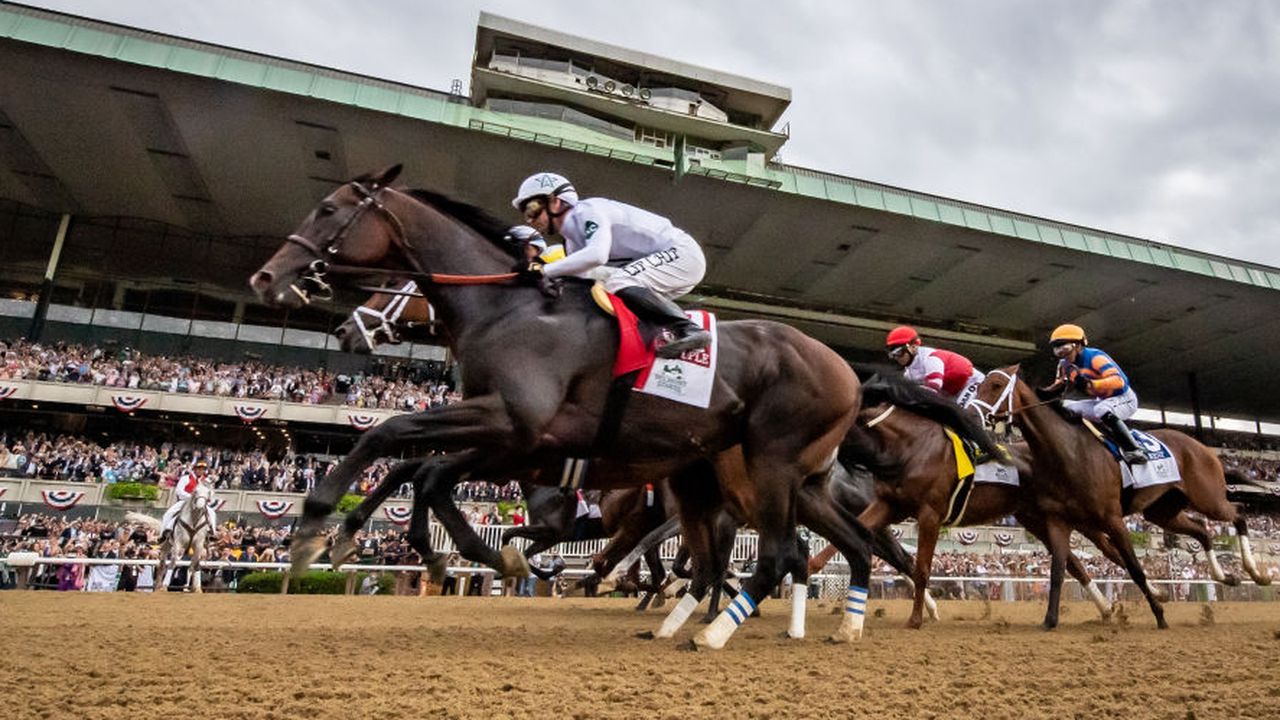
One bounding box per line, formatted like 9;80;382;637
885;326;986;408
161;460;217;539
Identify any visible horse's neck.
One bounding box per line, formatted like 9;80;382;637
1012;384;1089;464
397;194;526;335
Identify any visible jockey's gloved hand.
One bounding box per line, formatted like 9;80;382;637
515;260;545;285
1073;374;1094;393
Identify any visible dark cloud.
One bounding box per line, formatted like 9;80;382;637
23;0;1279;265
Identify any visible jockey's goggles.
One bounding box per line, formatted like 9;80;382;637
1050;340;1077;357
887;344;912;359
520;197;548;223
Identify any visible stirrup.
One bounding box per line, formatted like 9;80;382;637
655;329;711;359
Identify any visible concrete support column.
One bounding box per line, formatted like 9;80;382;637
1187;371;1204;441
26;213;72;341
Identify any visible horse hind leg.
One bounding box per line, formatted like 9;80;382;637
1158;511;1236;586
1234;517;1269;586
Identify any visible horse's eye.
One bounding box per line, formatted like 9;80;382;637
318;203;337;217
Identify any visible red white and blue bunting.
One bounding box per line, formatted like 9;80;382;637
347;413;380;431
992;531;1014;547
110;394;148;413
0;487;7;500
383;506;413;526
256;499;293;519
954;529;980;545
41;489;86;510
209;498;228;512
232;404;268;424
0;385;18;400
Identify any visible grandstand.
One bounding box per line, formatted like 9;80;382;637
1;4;1279;597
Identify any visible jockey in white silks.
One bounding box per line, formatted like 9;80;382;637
511;172;711;358
160;459;217;542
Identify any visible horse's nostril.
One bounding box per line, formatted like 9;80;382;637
250;270;275;292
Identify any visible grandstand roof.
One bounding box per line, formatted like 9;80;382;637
2;3;1279;421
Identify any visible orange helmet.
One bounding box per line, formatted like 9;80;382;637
1049;324;1087;345
885;326;919;348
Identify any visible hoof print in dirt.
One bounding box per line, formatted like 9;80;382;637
634;631;655;640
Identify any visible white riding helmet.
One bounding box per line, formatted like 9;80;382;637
511;172;579;210
504;224;547;251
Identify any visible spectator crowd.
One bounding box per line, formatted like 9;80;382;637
0;339;460;411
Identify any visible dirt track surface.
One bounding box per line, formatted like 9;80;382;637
3;593;1278;720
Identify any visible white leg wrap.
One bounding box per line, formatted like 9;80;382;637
654;592;702;639
1240;536;1260;578
830;585;868;643
1084;580;1112;619
1205;546;1227;582
788;577;807;639
694;590;756;650
922;586;939;621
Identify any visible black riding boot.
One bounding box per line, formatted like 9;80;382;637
615;286;711;359
1101;412;1146;465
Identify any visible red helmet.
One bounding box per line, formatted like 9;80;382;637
885;326;919;348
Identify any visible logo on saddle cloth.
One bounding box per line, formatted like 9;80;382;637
1081;421;1181;488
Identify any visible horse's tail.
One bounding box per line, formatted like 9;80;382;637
857;371;1005;461
126;511;162;532
1223;467;1269;490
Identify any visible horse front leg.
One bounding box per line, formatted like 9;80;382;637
1041;518;1072;630
291;395;522;574
420;455;530;579
333;459;428;568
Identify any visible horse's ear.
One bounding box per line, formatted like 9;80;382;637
371;164;403;189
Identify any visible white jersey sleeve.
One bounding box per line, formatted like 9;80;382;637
543;198;680;280
903;348;945;392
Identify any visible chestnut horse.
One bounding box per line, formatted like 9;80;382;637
967;364;1271;628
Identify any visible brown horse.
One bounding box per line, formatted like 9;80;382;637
333;279;438;353
251;166;876;649
815;376;1118;628
967;364;1271;628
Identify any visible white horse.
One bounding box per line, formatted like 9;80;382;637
127;482;214;592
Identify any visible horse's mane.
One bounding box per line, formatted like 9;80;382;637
404;188;522;260
855;367;1005;460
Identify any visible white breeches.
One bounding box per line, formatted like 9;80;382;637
599;231;706;298
1062;388;1138;422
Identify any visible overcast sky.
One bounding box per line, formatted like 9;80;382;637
23;0;1280;266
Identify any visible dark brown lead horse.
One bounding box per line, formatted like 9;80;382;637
250;166;874;649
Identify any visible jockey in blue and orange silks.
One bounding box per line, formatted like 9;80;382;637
1042;323;1147;465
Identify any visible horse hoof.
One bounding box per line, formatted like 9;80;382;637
904;620;923;630
635;631;656;640
426;554;449;585
290;535;326;575
330;534;358;570
1040;622;1058;632
499;545;530;579
679;639;700;652
1222;574;1241;587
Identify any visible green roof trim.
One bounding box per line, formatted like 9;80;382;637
2;3;1276;291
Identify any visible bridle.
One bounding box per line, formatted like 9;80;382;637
349;280;436;349
969;369;1020;428
969;368;1062;428
285;182;518;305
286;182;421;304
